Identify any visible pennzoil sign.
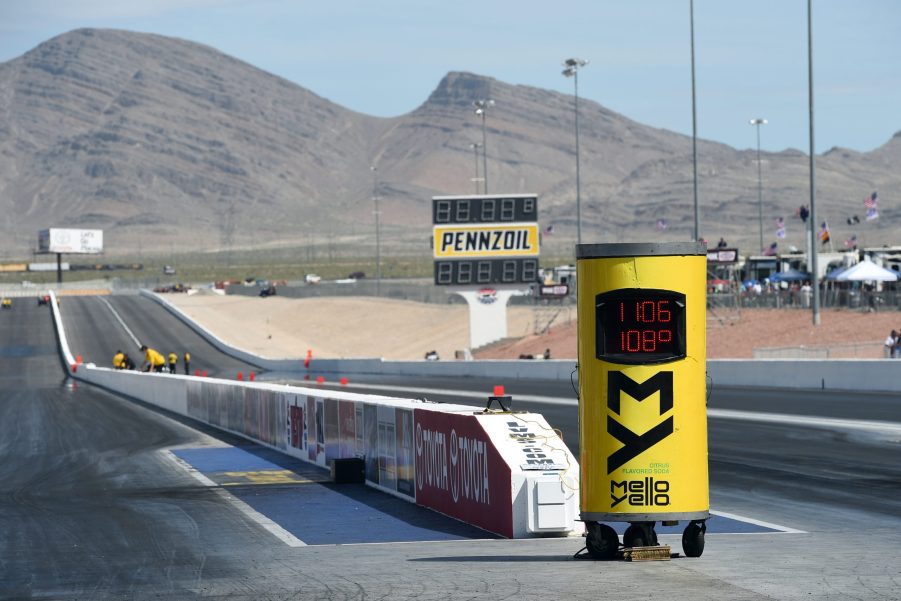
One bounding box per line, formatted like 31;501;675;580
433;223;540;259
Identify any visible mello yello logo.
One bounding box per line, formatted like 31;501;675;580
606;371;673;473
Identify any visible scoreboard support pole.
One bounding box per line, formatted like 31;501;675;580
451;287;527;350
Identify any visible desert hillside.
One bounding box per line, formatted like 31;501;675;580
1;28;899;259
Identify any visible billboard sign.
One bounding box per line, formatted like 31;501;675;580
433;223;540;259
707;248;738;264
38;228;103;254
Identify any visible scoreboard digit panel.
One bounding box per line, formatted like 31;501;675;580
432;196;537;224
595;288;686;364
434;258;538;286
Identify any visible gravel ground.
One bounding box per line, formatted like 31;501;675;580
474;307;901;359
168;294;899;361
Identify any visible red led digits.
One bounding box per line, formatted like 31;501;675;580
597;290;685;364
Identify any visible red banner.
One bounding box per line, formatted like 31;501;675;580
414;409;512;538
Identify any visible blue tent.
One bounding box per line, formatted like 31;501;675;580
770;269;811;282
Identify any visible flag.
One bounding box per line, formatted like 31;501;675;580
775;217;786;239
844;234;858;249
819;222;830;245
544;224;555;235
864;192;878;209
866;207;879;221
763;242;778;256
655;218;667;231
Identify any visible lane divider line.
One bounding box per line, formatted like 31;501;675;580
710;510;806;534
96;296;141;348
161;450;306;547
333;382;901;435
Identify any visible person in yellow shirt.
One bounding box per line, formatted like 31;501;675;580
112;350;125;369
139;345;166;373
183;351;191;375
168;352;178;374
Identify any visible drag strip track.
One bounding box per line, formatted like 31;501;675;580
4;298;901;600
60;294;261;378
0;302;301;598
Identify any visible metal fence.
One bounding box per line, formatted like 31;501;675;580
753;341;884;359
708;289;901;311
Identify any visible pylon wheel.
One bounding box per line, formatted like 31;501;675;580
682;520;706;557
585;522;619;560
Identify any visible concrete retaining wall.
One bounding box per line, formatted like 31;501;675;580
142;290;901;392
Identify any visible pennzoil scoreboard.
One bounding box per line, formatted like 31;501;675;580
432;194;540;286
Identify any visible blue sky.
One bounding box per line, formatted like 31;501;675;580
1;0;898;153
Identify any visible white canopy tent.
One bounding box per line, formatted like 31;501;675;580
829;259;898;282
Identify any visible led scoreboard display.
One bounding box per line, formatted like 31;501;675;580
432;194;540;286
432;195;537;224
595;288;686;364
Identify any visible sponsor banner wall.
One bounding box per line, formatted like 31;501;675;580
414;408;513;538
395;408;415;498
187;382;286;450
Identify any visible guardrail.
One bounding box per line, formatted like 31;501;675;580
49;291;581;539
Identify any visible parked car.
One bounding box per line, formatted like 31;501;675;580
348;271;366;280
305;274;321;284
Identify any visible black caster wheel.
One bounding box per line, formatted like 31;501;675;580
623;522;657;547
682;520;706;557
585;523;619;560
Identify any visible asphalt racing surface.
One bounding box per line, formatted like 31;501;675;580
60;293;263;378
2;294;900;600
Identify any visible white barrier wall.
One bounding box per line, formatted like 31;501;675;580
52;292;580;539
142;290;901;392
707;359;901;392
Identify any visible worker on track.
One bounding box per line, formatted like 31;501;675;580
113;349;125;369
183;351;191;375
140;345;166;373
168;352;178;374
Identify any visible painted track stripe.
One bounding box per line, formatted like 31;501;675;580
162;450;306;547
336;382;901;435
710;510;806;534
96;296;141;347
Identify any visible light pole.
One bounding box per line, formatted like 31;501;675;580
473;99;494;194
807;0;820;325
563;58;589;246
690;0;699;242
749;118;767;254
469;142;482;194
370;165;381;297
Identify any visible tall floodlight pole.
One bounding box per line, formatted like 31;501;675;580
807;0;820;325
563;58;589;246
469;142;482;194
690;0;699;242
371;165;381;297
749;118;767;254
473;99;494;194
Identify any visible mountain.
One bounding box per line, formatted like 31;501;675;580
0;28;898;260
